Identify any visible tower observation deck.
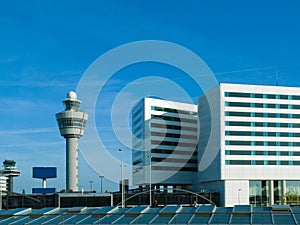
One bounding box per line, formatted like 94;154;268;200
56;91;88;191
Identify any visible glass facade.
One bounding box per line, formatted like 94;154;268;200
249;180;300;206
150;105;198;172
286;181;300;204
224;90;300;168
132;98;198;186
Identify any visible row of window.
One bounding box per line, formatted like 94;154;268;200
225;131;300;137
151;165;197;172
57;118;87;128
151;106;197;116
225;150;300;156
225;92;300;100
151;148;197;156
151;140;197;147
151;122;197;132
133;159;143;165
225;101;300;109
226;121;300;128
225;160;300;166
151;114;197;124
225;111;300;119
151;157;197;164
225;140;300;146
151;131;197;140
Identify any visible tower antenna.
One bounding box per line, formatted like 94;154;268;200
276;71;279;86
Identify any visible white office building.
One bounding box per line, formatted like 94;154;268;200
196;83;300;207
132;97;198;191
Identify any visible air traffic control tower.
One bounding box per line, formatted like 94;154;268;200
2;160;20;193
56;91;88;191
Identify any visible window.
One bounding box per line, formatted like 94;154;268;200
280;113;289;118
267;94;276;99
226;140;251;145
151;106;197;116
293;124;300;128
280;104;289;109
280;151;289;156
254;93;264;98
255;151;264;155
268;161;277;165
280;161;289;165
279;95;289;99
292;96;300;100
255;160;264;165
254;103;264;108
225;150;251;155
280;123;289;128
268;132;277;137
292;105;300;109
226;102;251;107
225;131;252;136
225;92;251;98
225;111;251;117
255;122;264;127
226;121;251;127
225;160;251;165
267;104;276;108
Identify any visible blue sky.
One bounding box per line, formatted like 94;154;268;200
1;1;300;193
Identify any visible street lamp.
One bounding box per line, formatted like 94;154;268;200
99;176;104;193
148;153;152;207
119;149;124;208
238;188;241;205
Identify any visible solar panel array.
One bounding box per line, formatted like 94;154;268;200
1;205;300;224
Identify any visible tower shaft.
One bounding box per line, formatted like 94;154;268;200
66;137;79;191
7;177;14;193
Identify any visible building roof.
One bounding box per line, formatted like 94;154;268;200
1;204;300;224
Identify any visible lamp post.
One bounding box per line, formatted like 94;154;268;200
119;149;124;208
148;153;152;207
99;176;104;193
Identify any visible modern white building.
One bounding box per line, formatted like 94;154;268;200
196;83;300;207
132;97;198;191
0;175;7;210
